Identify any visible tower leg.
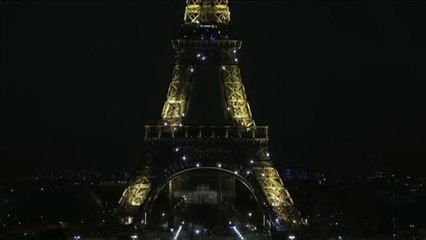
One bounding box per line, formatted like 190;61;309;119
161;64;194;127
117;174;152;225
252;164;302;228
219;65;255;127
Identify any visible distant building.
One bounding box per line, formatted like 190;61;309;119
175;185;218;205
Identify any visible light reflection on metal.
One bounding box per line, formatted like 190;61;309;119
117;0;302;230
161;65;192;127
220;65;255;127
253;166;302;227
118;176;151;207
184;0;231;25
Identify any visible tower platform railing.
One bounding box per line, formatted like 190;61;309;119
145;125;268;139
172;39;242;50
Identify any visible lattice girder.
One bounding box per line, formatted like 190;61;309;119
184;0;230;24
161;65;192;127
117;0;303;231
220;65;255;127
118;176;151;207
253;166;301;226
184;4;201;23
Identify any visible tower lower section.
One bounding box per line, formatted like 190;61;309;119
116;126;302;230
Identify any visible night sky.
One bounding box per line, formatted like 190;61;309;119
1;0;426;178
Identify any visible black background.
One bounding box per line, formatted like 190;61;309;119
1;0;426;177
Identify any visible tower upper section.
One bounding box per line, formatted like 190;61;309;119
184;0;231;25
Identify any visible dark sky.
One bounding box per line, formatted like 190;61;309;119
1;0;426;178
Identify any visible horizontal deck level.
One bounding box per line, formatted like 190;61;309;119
145;125;268;140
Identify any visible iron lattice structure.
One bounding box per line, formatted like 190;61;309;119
184;0;231;24
117;0;302;230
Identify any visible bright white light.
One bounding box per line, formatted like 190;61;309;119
234;58;238;62
222;66;226;70
197;53;201;58
261;173;265;177
231;225;245;240
175;148;179;152
164;122;168;126
173;225;183;240
250;160;254;164
234;171;239;174
202;56;206;61
161;213;165;217
196;163;200;167
190;68;194;73
266;152;270;157
233;50;237;53
217;163;222;168
73;236;81;240
130;235;138;240
246;171;250;174
195;229;200;234
182;156;187;161
288;235;296;240
248;212;252;217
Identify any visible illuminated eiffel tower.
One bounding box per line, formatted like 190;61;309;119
117;0;302;232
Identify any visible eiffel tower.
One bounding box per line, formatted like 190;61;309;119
117;0;302;232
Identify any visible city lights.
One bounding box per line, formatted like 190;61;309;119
1;0;418;239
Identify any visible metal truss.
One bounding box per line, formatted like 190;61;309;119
117;0;302;231
160;65;192;127
119;176;151;208
220;65;255;127
184;0;231;24
253;166;302;226
160;64;255;128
